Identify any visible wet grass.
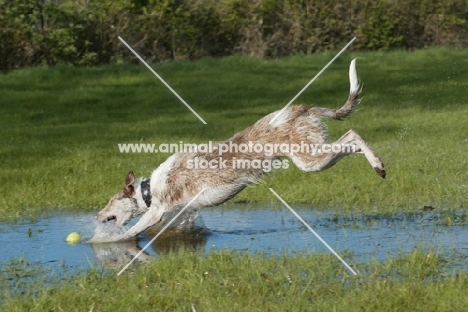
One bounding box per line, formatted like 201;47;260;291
2;249;468;311
1;47;468;221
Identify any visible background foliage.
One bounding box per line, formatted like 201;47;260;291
1;0;467;70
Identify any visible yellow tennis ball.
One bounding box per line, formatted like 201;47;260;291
66;232;81;244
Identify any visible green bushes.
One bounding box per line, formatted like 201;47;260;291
1;0;467;70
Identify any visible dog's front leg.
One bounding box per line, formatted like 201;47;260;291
116;207;165;242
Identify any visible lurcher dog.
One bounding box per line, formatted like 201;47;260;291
92;59;385;242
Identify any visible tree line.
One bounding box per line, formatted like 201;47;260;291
1;0;467;70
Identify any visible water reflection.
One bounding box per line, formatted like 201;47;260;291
89;229;209;269
90;240;151;270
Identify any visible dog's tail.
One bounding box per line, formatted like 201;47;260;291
311;59;361;120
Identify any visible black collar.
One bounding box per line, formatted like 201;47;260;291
140;179;152;207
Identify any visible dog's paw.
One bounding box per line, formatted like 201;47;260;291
374;167;386;179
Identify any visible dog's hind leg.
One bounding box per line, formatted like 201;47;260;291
291;129;385;178
340;129;386;178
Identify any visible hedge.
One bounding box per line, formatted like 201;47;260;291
0;0;467;70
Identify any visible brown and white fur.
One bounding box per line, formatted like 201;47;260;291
92;59;385;242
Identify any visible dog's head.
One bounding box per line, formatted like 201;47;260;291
95;171;148;227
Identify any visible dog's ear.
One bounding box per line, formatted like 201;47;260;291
124;171;135;196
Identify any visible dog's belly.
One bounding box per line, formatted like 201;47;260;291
176;180;250;209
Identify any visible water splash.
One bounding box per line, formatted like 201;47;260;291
88;205;204;243
87;221;130;243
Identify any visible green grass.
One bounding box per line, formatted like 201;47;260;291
2;249;468;311
1;47;468;221
2;47;468;311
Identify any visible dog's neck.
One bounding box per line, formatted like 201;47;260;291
140;179;152;207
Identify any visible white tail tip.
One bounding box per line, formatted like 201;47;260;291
349;59;360;94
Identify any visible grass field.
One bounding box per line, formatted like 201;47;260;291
1;47;468;310
2;249;468;311
1;47;467;220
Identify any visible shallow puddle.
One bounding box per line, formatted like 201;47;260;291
1;205;467;273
